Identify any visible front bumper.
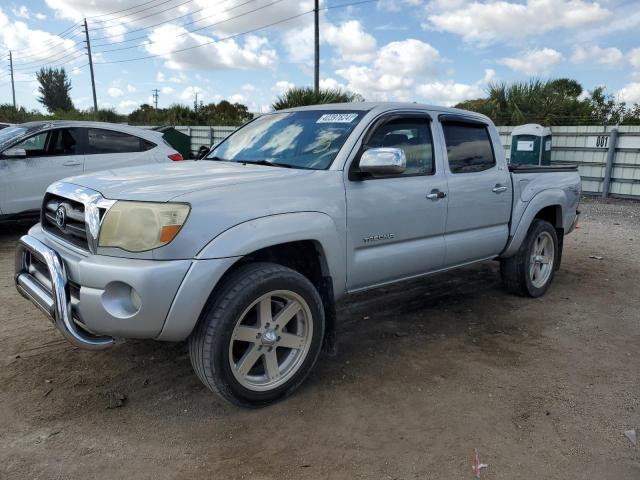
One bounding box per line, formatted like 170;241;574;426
15;227;195;347
15;235;114;349
15;226;239;348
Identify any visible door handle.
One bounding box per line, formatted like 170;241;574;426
426;189;447;201
62;161;82;167
492;185;508;193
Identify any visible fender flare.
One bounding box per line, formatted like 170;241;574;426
501;189;564;258
196;211;346;294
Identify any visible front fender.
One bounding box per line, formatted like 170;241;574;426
196;211;346;294
501;189;565;258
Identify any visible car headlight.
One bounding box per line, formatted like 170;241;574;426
98;201;190;252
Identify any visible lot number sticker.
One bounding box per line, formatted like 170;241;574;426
317;113;358;123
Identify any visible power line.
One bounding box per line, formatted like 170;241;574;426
92;0;242;45
92;0;380;65
8;25;83;56
87;0;170;19
94;0;286;53
12;51;86;71
89;0;195;30
95;9;310;64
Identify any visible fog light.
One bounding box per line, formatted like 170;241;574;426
102;282;141;319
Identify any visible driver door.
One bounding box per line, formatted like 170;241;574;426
344;113;448;291
0;128;85;215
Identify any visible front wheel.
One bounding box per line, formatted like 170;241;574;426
500;219;558;297
189;262;325;407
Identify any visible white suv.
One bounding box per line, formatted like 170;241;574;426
0;121;183;222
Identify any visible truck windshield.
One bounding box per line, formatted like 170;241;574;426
206;110;364;169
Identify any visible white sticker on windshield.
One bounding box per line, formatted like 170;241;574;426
316;113;358;123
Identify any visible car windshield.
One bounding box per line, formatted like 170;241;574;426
0;126;29;149
206;110;365;169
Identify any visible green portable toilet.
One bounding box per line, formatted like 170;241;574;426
153;126;191;159
509;124;552;166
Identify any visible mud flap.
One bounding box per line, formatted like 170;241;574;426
319;276;337;356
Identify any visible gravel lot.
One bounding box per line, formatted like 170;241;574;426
1;197;639;479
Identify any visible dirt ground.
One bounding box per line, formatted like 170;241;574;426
1;197;639;480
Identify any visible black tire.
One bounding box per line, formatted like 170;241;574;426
189;262;325;407
500;219;559;298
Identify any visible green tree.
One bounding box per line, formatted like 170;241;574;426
272;86;363;110
36;67;74;113
454;78;639;126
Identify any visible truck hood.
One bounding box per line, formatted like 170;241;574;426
62;160;315;201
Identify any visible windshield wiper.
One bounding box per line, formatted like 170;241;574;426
240;159;294;168
207;155;228;162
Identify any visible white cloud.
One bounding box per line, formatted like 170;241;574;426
273;80;295;94
629;48;640;71
483;68;496;84
11;6;30;19
571;45;624;65
618;83;640;104
377;0;422;12
241;83;256;92
118;100;139;114
374;39;441;76
35;12;46;20
500;48;563;75
415;69;493;106
0;8;79;64
320;78;346;90
179;86;205;102
324;20;377;63
229;93;247;104
161;86;174;95
335;39;442;100
107;87;124;98
156;71;166;82
425;0;610;45
126;84;136;93
416;81;483;106
144;25;277;71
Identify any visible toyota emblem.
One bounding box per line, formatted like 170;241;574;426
55;205;67;229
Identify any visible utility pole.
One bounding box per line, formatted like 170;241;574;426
83;18;98;114
9;51;16;108
194;92;198;114
314;0;319;94
152;89;159;109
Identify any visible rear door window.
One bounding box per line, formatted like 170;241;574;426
87;129;148;154
442;122;496;174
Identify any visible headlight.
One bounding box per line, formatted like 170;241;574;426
98;201;190;252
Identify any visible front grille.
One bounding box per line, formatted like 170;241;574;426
42;194;90;250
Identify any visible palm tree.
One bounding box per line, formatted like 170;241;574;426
272;87;363;110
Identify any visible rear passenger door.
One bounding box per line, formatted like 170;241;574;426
439;116;512;266
84;128;157;173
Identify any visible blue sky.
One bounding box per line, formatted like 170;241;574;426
1;0;639;114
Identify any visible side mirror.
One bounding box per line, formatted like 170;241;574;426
358;147;406;177
2;147;26;159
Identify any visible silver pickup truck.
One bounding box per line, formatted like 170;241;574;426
15;103;581;406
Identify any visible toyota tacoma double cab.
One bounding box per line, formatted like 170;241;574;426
15;103;581;407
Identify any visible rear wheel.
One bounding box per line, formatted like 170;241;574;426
189;262;324;407
500;219;558;297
